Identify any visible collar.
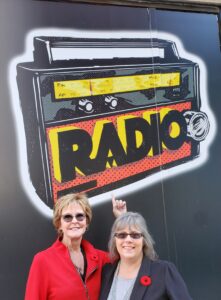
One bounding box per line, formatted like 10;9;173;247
52;238;99;279
130;256;151;300
100;256;152;300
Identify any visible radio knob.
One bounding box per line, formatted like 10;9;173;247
104;96;118;110
183;111;210;141
78;99;94;113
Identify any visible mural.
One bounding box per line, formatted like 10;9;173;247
2;1;221;299
10;29;214;216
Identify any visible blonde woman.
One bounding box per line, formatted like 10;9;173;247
25;193;126;300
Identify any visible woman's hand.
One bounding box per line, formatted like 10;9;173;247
112;194;127;218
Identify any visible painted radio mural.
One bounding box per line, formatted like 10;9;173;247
16;37;210;207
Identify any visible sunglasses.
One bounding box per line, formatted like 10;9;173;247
114;232;143;240
62;213;86;222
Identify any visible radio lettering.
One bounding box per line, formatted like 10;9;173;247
50;109;187;183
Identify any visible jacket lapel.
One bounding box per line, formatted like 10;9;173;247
130;256;151;300
100;262;118;300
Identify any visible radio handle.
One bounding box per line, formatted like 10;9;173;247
33;36;179;65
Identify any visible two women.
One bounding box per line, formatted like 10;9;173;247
25;193;126;300
99;212;192;300
25;193;192;300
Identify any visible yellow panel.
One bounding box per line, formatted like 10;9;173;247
53;72;180;100
54;80;91;99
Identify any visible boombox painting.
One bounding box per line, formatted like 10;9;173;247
12;29;214;215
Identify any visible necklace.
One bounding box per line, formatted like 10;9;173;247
74;265;83;274
69;247;84;275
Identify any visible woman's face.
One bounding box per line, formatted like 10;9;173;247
59;202;87;243
115;225;144;262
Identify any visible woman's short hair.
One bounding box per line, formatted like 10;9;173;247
108;212;157;261
53;193;92;236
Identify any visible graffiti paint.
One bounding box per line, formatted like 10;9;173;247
9;29;215;216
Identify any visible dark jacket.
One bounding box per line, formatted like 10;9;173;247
99;256;192;300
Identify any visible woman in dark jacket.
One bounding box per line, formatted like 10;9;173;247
99;212;192;300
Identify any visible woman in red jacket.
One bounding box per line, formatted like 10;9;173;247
24;193;126;300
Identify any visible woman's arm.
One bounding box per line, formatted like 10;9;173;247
165;261;192;300
112;194;127;218
24;254;48;300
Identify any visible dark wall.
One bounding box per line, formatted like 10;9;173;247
0;1;221;299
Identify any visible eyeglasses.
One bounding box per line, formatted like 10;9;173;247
62;213;86;222
114;232;143;239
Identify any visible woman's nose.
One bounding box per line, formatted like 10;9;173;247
124;234;133;241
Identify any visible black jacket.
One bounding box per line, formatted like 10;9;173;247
99;256;192;300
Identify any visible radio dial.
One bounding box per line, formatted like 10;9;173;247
78;99;94;113
184;111;210;141
104;96;118;110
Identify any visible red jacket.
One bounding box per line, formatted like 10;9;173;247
24;239;110;300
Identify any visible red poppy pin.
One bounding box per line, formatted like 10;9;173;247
140;275;152;286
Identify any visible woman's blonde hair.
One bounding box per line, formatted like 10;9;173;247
53;193;92;237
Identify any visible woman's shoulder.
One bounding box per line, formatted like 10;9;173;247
81;239;110;263
32;240;60;261
150;258;178;269
81;239;105;254
101;260;118;275
148;258;184;279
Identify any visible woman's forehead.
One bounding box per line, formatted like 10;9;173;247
62;202;84;212
116;223;140;231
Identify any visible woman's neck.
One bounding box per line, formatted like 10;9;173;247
118;255;143;279
62;236;82;251
62;237;85;275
